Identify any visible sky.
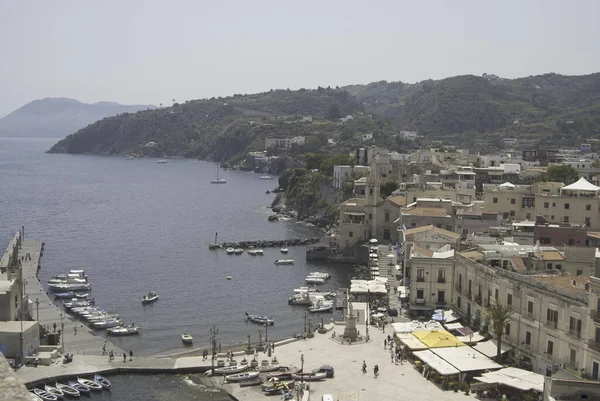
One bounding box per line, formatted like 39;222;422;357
0;0;599;116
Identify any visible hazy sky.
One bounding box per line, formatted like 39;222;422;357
1;0;598;116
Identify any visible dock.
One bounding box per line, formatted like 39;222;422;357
17;236;125;358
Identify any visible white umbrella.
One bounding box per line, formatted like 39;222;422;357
369;238;378;243
387;254;395;258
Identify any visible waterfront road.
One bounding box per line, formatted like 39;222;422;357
20;239;124;358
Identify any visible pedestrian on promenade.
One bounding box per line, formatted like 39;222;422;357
218;342;222;353
129;350;133;361
53;322;57;332
383;339;387;349
123;353;127;363
272;342;275;352
390;351;394;363
109;350;114;361
374;365;379;378
102;343;106;355
74;326;77;335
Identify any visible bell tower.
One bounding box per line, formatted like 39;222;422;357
365;157;380;238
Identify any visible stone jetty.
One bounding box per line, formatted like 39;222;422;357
209;238;319;250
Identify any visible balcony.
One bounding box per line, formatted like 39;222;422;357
454;284;462;293
546;320;558;330
475;295;482;305
522;312;536;321
415;298;425;304
588;339;600;353
416;277;425;282
520;342;533;353
592;310;600;323
437;277;446;283
568;329;582;339
436;300;447;306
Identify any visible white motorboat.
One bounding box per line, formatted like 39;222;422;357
208;365;249;375
248;248;258;255
280;248;289;253
288;294;312;305
234;248;243;254
255;249;264;255
308;302;334;313
107;325;140;336
157;159;168;163
55;382;81;397
91;319;122;329
275;259;295;265
308;272;330;279
182;333;193;344
245;312;274;325
211;164;227;184
225;371;260;382
259;175;274;180
142;291;159;304
305;276;326;284
226;247;235;254
48;282;91;292
293;286;318;294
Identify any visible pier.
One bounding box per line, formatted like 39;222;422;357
209;237;320;250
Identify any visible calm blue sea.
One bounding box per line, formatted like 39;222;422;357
0;137;354;400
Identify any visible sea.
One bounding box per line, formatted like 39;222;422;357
0;137;356;400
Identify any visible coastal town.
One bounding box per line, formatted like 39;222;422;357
2;140;600;400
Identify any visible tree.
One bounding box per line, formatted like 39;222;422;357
488;303;513;359
380;181;399;198
327;103;341;120
543;165;579;184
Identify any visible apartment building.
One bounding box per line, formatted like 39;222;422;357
454;251;590;378
264;136;305;150
409;246;455;313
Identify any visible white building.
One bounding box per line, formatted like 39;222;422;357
332;165;370;189
264;136;306;150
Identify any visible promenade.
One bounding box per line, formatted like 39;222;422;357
19;238;124;357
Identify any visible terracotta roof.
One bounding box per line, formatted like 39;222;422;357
587;232;600;240
405;225;461;240
402;207;447;217
387;195;406;207
541;250;565;261
533;275;589;294
411;245;435;258
459;249;485;261
510;257;527;272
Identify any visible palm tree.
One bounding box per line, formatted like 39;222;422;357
488;303;513;359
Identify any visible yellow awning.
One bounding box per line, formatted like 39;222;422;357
412;330;465;348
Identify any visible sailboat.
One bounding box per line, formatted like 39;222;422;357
211;164;227;184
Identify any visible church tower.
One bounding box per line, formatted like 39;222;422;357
365;157;380;239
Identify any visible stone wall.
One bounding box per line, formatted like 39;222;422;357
0;354;29;401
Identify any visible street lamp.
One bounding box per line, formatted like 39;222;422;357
60;311;65;354
264;323;268;344
304;311;307;334
366;289;370;341
35;298;39;322
301;353;304;373
210;325;219;375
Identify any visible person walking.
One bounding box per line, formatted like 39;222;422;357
374;365;379;378
109;350;114;361
384;339;387;349
390;350;394;363
123;353;127;363
129;350;133;361
102;343;106;355
362;360;367;374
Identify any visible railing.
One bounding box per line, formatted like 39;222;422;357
416;277;425;282
437;277;446;283
546;320;558;329
568;329;582;339
523;312;536;321
588;339;600;352
520;342;532;353
436;300;447;306
592;310;600;324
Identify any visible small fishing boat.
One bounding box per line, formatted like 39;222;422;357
245;312;274;325
308;272;330;279
259;175;274;180
157;159;168;163
181;333;193;344
234;248;243;254
142;291;159;304
93;374;111;389
207;365;249;375
107;325;140;336
305;276;326;284
29;393;43;401
308;301;334;313
55;382;80;397
67;381;89;394
255;249;264;255
44;384;64;399
30;388;57;401
226;247;235;254
290;371;327;381
256;364;281;372
248;248;258;255
288;295;312;305
274;259;295;265
280;248;289;253
225;371;260;382
266;367;301;379
77;377;102;391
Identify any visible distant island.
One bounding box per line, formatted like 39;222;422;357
47;72;600;161
0;97;154;139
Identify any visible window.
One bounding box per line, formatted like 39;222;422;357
526;213;531;219
437;290;445;304
349;231;353;238
493;197;498;204
369;213;372;219
556;264;562;270
507;293;512;306
565;203;570;209
494;288;499;301
547;308;558;326
511;198;516;205
586;217;591;226
544;202;549;209
548;263;553;269
417;269;425;282
457;296;461;308
552;202;556;207
525;331;531;345
569;316;582;336
527;300;534;314
462;228;469;235
503;213;509;219
547;340;554;356
369;188;373;196
383;229;391;240
587;205;592;211
568;238;575;245
551;215;554;220
416;289;424;299
570;349;577;364
505;323;511;336
385;212;390;222
413;197;416;202
577;269;582;275
437;270;446;283
564;216;569;223
510;210;515;217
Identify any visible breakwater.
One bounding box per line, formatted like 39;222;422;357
209;238;319;250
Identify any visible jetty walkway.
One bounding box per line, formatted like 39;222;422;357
19;238;124;358
209;237;319;250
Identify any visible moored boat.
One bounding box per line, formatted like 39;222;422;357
290;371;327;381
107;325;140;336
280;248;288;253
157;159;168;163
142;291;159;304
305;276;326;284
30;388;57;401
77;377;102;391
208;365;248;375
274;259;295;265
225;371;260;382
181;333;193;344
259;175;274;180
29;393;43;401
44;384;64;399
245;312;274;325
256;364;281;372
55;382;80;397
67;381;89;394
226;247;235;254
93;374;111;389
308;300;334;313
255;249;264;255
266;367;301;379
288;295;312;305
234;248;243;254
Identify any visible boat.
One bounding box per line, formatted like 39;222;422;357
211;164;227;184
157;159;168;163
234;248;243;254
245;312;274;325
288;295;312;305
181;333;193;344
67;381;89;394
226;247;235;254
274;259;295;265
107;325;140;336
266;367;301;379
93;374;111;389
30;393;43;401
305;276;326;284
280;248;289;253
77;377;102;391
91;319;122;329
30;388;57;401
256;364;281;372
48;282;91;292
208;365;249;375
44;384;64;399
255;249;264;255
293;287;318;294
290;371;327;381
225;371;260;382
248;248;258;255
259;175;274;180
239;378;262;387
55;382;80;397
142;291;159;304
308;301;334;313
308;272;330;279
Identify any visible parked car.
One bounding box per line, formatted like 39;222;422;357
312;365;334;378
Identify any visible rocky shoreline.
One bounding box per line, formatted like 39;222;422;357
211;238;320;249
